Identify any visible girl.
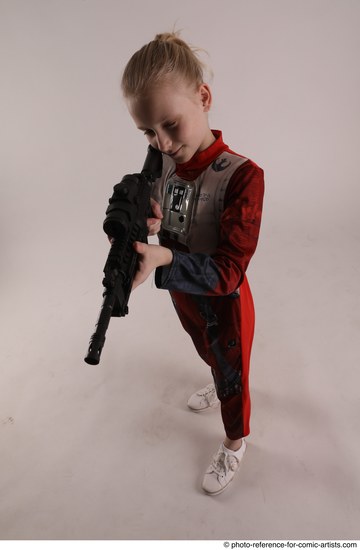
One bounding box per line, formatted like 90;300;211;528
121;32;264;495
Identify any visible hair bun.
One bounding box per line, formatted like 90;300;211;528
122;31;208;98
154;32;191;50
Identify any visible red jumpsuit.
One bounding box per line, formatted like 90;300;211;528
152;131;264;439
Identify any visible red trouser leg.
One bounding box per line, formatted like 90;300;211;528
170;274;255;440
220;275;255;439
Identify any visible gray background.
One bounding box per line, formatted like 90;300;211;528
1;0;359;540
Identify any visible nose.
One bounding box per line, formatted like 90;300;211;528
156;131;172;154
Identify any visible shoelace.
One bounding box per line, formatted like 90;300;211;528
210;451;239;478
198;384;217;405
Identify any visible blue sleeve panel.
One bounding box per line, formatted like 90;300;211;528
155;251;221;295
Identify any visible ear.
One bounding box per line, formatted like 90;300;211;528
199;83;212;112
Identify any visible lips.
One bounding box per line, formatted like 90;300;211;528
169;146;183;159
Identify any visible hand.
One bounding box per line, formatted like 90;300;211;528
107;199;163;245
147;199;163;236
132;242;173;290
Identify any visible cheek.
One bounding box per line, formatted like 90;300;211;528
176;123;193;143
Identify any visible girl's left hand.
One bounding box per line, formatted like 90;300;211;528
132;242;173;290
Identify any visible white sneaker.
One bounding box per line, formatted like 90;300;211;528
187;383;220;412
202;439;246;495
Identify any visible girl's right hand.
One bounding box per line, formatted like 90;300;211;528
108;199;163;244
147;199;163;236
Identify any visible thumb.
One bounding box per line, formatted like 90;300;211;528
133;241;147;254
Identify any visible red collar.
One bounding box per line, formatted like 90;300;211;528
175;130;229;180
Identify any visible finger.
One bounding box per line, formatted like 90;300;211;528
150;199;163;219
147;218;161;232
147;217;160;226
148;226;161;237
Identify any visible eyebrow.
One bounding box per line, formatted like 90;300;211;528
136;116;180;131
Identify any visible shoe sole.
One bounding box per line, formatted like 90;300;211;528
187;401;220;412
202;477;235;496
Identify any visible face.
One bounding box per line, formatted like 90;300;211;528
127;79;215;164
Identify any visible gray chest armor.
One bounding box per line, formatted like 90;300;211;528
152;152;248;255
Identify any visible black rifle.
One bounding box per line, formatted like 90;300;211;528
84;145;163;365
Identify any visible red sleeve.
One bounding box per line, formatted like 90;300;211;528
211;159;265;293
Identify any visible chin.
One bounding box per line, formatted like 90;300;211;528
176;149;195;164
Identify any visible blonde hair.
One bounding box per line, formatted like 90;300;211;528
121;32;206;98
